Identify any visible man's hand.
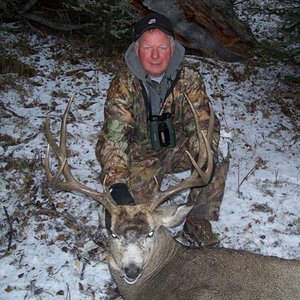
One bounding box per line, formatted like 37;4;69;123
109;183;135;205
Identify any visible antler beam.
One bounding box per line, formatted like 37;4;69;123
149;95;214;211
44;97;117;214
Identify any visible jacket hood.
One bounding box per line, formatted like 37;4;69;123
124;40;185;81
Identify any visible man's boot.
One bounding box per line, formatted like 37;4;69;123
183;216;219;248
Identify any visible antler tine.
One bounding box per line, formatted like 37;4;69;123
149;95;214;211
44;144;67;183
60;95;74;157
44;97;117;214
207;101;215;147
44;97;75;183
185;96;214;183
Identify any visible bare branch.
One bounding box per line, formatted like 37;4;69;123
23;13;95;32
22;0;40;13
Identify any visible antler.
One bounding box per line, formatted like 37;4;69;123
149;94;215;211
44;97;117;214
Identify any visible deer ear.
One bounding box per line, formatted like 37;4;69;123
153;204;193;228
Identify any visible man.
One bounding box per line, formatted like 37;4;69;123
96;13;228;243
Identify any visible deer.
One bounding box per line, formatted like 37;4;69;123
44;97;300;300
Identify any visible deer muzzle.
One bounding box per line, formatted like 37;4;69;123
123;263;142;284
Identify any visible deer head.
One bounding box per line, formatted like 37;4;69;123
106;203;192;284
44;95;214;284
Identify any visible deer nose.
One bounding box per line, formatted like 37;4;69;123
124;263;141;283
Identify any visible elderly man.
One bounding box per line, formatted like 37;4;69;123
96;13;227;243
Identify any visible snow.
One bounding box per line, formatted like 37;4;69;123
0;2;299;299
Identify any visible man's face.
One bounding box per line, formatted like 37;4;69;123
135;29;175;77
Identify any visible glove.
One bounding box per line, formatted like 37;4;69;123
109;183;135;205
105;183;135;229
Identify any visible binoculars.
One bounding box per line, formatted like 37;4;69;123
149;113;176;151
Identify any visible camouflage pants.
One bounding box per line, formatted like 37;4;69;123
127;138;229;221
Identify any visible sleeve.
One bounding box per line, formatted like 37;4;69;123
95;75;134;186
180;65;221;161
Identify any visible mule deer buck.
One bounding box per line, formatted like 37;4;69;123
45;98;300;300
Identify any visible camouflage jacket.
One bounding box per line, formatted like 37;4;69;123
96;61;220;187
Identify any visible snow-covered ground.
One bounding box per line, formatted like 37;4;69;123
0;2;299;299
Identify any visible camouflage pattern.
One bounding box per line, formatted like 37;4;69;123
96;60;223;218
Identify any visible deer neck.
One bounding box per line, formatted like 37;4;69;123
142;226;181;283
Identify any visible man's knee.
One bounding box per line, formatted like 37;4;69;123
188;157;229;221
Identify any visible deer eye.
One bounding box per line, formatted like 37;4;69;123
147;231;154;238
111;232;118;239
